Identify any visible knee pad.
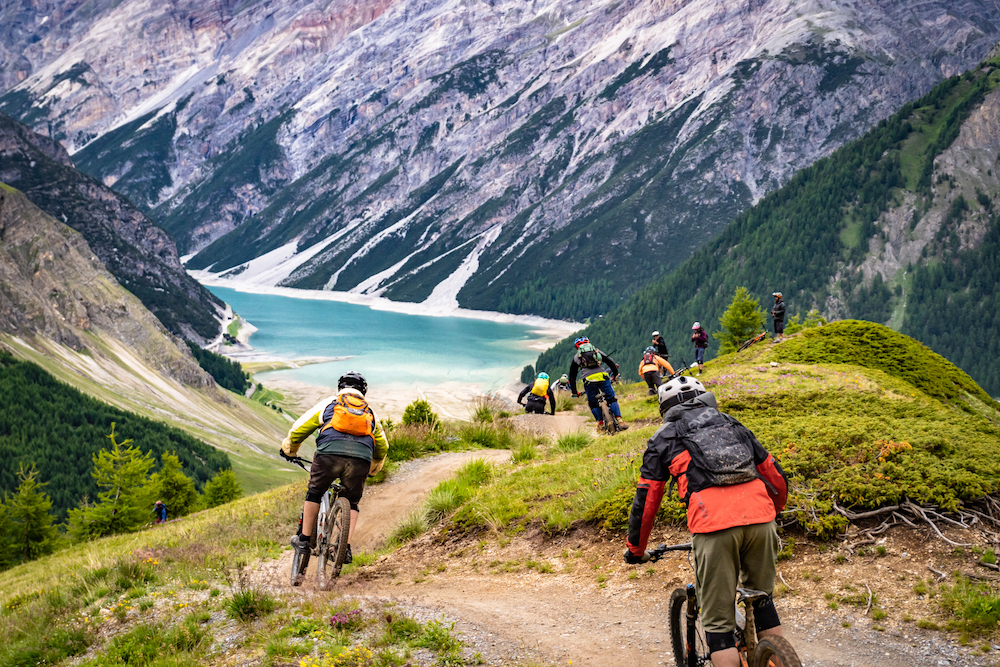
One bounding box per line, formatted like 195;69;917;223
305;490;324;503
607;396;618;405
705;630;737;653
753;596;780;632
347;500;359;512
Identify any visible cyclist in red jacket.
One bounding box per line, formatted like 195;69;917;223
624;376;789;667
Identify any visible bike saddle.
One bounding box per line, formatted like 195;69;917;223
330;482;346;493
736;588;771;604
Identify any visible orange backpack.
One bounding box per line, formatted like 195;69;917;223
320;394;376;437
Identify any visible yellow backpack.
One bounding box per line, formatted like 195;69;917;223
320;394;375;437
531;377;549;397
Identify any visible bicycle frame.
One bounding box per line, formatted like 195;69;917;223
651;542;782;666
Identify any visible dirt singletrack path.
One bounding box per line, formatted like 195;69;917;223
255;449;512;591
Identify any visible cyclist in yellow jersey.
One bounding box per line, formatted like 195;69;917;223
281;371;389;564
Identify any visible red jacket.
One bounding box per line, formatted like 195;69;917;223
626;393;788;556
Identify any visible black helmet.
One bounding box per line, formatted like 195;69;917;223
338;371;368;395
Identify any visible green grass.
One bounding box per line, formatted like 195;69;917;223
445;323;1000;541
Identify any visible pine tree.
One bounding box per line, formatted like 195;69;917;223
67;424;154;540
2;465;60;564
714;287;767;354
143;451;197;518
202;469;243;509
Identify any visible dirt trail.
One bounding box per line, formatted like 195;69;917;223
254;450;513;591
510;411;591;437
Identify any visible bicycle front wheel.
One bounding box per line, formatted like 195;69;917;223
317;495;351;588
291;548;309;587
754;636;802;667
669;587;709;667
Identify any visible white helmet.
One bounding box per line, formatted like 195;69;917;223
657;375;707;415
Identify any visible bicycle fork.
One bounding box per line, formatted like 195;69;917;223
685;584;698;667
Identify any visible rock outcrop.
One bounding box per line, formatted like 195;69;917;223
0;182;210;386
0;113;223;341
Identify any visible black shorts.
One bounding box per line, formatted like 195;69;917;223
773;320;784;334
306;453;368;511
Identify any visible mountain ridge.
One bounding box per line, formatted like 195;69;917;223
3;0;999;319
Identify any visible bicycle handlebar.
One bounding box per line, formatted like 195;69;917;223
281;452;312;471
648;541;692;561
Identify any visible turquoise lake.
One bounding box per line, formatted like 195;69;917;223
208;287;563;399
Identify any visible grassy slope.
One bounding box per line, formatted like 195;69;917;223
455;322;1000;540
0;433;525;667
2;334;294;495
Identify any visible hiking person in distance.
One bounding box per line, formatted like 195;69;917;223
623;375;789;667
652;331;669;359
638;346;674;395
569;337;629;432
518;371;556;415
771;292;786;343
282;371;389;565
691;322;708;375
153;500;167;525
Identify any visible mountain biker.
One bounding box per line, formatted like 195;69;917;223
517;371;556;415
554;373;572;392
568;337;629;432
638;346;674;395
771;292;786;343
691;322;708;375
652;331;669;359
623;376;789;667
153;500;167;525
281;371;389;565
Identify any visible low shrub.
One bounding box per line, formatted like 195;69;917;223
556;431;593;453
226;588;276;622
402;399;438;427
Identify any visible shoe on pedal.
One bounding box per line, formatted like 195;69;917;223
595;421;605;434
618;421;630;430
344;544;353;565
291;534;310;554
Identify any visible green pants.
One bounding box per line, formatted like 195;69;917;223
692;521;778;634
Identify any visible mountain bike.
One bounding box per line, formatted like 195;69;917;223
284;455;351;589
738;331;769;352
593;383;624;434
648;542;802;667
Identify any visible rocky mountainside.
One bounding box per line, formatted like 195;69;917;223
0;113;223;342
0;182;209;385
0;182;291;485
537;53;1000;395
2;0;1000;320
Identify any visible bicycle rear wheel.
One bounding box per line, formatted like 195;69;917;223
317;495;351;589
599;400;615;434
753;636;802;667
669;587;710;667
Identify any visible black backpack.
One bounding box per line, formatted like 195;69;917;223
577;342;603;369
674;407;758;499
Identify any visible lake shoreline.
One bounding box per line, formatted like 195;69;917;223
191;272;584;338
